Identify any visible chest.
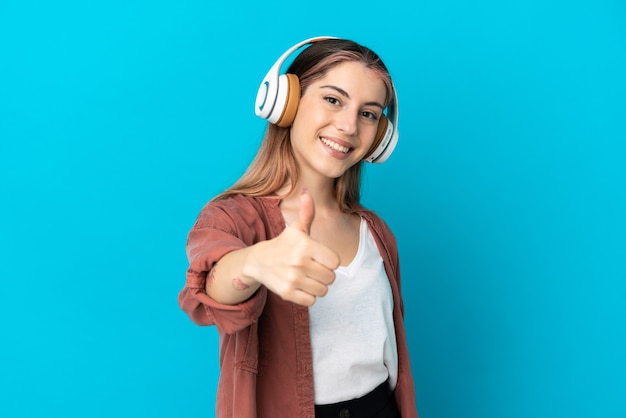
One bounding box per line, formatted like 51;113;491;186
310;218;361;267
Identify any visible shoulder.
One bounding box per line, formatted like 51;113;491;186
357;209;396;243
357;208;401;280
358;209;398;259
193;194;282;231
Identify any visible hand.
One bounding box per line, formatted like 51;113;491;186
247;189;340;306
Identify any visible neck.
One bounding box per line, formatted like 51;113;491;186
278;177;340;214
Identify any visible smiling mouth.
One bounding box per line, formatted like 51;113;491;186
320;137;351;153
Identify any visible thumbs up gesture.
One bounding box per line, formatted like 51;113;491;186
249;189;340;306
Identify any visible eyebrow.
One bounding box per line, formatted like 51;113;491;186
319;85;385;110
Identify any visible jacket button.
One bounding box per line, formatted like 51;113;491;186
339;408;351;418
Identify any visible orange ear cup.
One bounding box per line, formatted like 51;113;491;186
364;115;389;159
276;74;301;127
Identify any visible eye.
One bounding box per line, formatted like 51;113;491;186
324;96;340;106
361;110;379;121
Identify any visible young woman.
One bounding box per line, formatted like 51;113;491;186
179;37;418;418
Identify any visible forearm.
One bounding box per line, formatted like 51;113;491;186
205;244;265;305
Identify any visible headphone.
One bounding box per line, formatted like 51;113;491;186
254;36;399;164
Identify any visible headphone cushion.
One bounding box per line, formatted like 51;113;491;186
276;74;300;127
365;114;389;159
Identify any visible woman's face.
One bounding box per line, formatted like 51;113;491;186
289;61;387;181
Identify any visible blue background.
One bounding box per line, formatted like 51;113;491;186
1;1;625;417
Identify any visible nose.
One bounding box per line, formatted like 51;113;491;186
334;109;358;137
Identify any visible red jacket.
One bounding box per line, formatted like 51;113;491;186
179;194;418;418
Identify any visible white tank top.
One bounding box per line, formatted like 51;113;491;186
308;217;398;404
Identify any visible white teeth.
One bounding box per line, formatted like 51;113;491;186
321;137;350;153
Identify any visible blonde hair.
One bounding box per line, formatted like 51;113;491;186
213;39;394;213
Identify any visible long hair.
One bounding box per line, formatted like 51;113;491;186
212;38;394;213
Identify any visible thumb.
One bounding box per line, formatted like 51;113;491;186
294;188;315;235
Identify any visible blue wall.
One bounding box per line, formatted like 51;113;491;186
1;1;624;417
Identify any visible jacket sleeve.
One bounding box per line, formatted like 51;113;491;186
178;201;268;334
